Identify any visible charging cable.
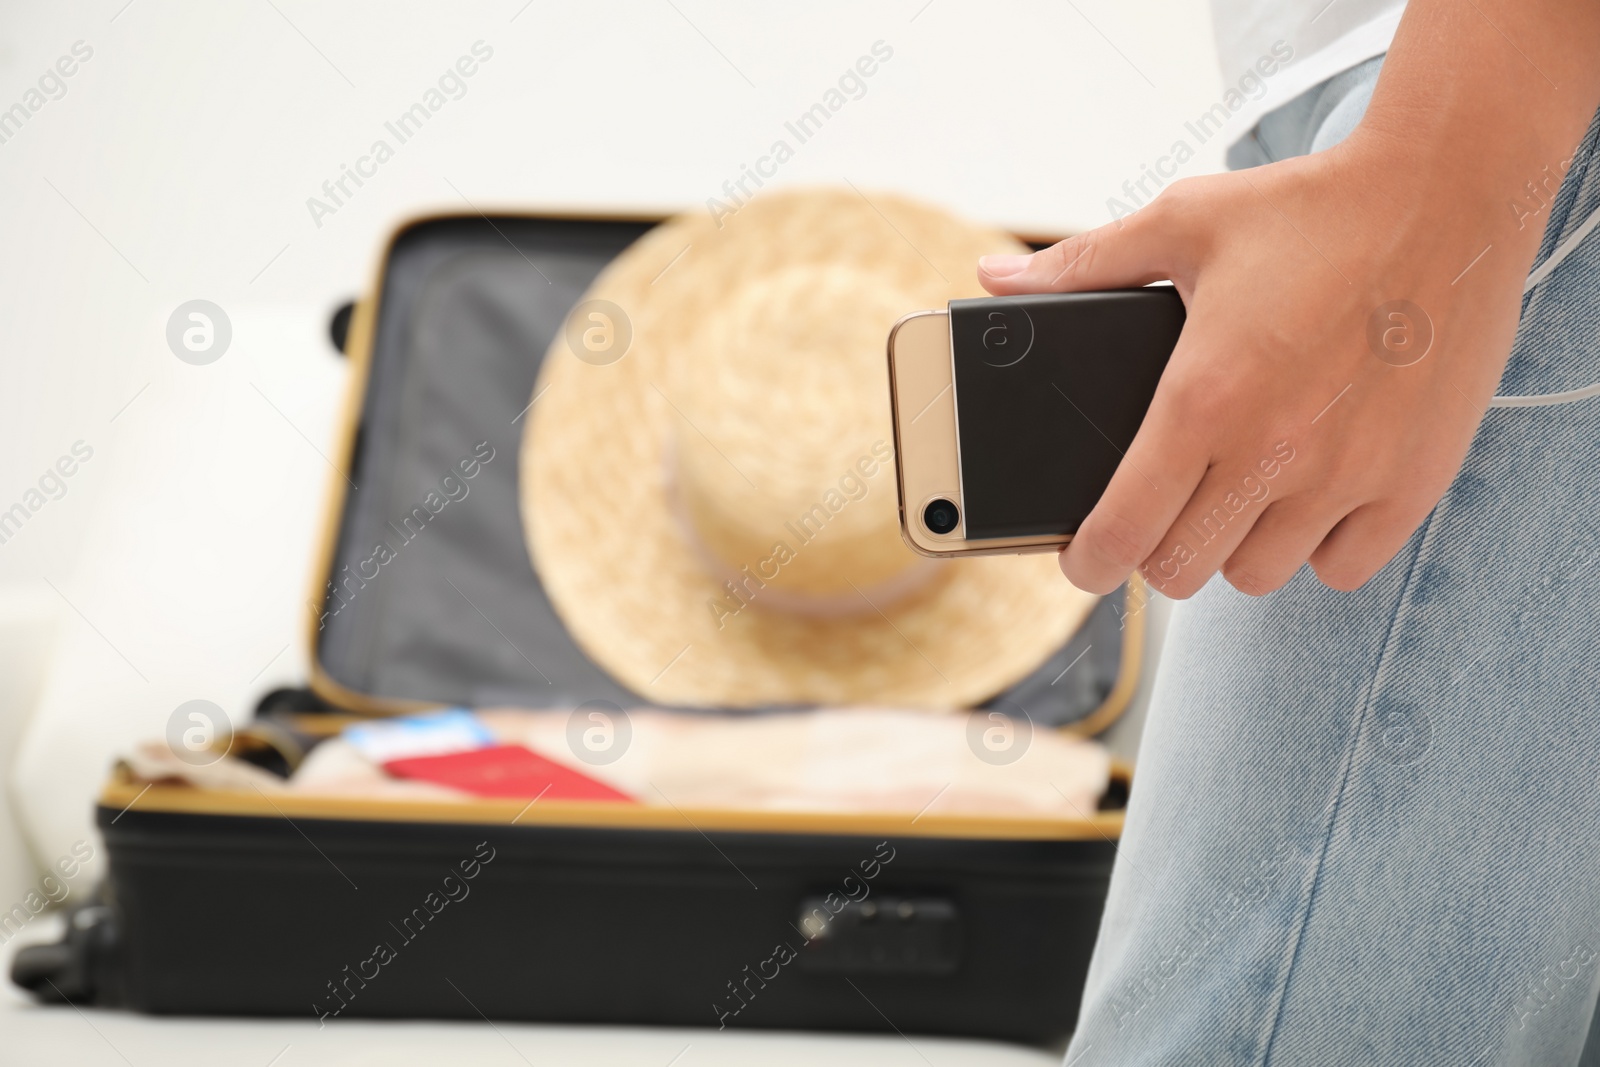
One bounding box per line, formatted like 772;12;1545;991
1490;202;1600;408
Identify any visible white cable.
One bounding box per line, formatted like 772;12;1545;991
1489;202;1600;409
1489;379;1600;408
1522;202;1600;294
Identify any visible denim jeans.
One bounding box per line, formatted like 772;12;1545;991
1064;58;1600;1066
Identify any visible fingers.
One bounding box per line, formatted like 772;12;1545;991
979;206;1176;295
1145;493;1424;598
1058;385;1210;594
1309;499;1432;591
1219;499;1345;596
1064;429;1421;599
1135;463;1272;600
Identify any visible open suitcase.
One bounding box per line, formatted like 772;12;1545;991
12;211;1144;1045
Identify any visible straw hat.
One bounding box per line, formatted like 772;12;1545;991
522;188;1095;709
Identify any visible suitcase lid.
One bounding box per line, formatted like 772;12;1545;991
305;210;1144;732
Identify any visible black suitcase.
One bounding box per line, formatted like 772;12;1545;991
11;212;1144;1045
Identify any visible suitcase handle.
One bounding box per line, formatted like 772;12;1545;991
328;300;356;355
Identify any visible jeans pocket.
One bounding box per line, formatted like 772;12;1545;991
1497;106;1600;408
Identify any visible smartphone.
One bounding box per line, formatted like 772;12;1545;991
887;288;1185;557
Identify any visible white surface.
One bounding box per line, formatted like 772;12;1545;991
0;588;59;907
1;1015;1057;1067
0;0;1228;1057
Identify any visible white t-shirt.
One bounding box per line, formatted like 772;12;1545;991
1210;0;1405;140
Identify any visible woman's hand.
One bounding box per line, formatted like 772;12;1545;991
980;137;1518;598
978;0;1600;599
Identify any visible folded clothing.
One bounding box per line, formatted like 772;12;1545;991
289;706;1111;819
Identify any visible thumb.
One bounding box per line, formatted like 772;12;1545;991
978;210;1172;295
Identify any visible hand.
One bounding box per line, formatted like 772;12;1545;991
977;0;1600;601
977;130;1541;599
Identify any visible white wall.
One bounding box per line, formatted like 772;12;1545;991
0;0;1226;877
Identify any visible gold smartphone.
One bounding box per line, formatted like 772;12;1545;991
887;290;1185;558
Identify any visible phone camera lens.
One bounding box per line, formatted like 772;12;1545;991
923;499;960;535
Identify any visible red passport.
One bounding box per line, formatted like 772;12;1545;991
382;744;634;803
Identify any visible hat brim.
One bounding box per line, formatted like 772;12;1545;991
522;189;1097;708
